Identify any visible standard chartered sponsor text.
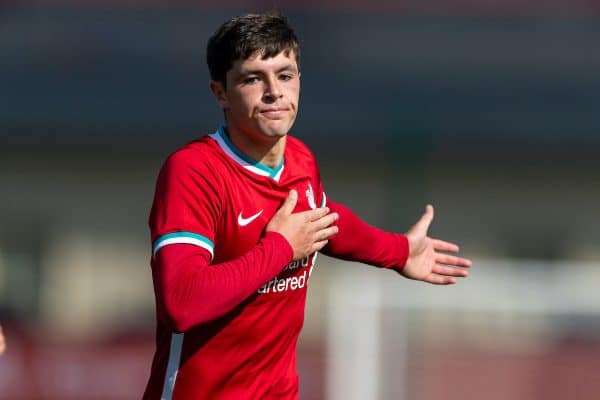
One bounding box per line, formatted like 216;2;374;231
257;255;312;294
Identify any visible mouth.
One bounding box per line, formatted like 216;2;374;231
259;108;289;119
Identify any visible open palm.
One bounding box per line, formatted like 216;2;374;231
400;205;472;285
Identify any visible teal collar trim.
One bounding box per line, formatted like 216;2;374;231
214;126;285;180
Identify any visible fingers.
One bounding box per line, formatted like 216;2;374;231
421;263;469;285
301;214;338;258
436;254;472;268
311;239;329;254
277;189;298;216
432;240;472;269
315;225;339;241
278;192;332;223
307;210;339;244
302;206;330;222
432;263;469;277
422;274;457;285
432;239;460;253
311;211;338;230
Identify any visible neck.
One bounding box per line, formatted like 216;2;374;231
224;126;286;169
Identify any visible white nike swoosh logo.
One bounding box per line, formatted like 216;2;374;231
237;210;264;226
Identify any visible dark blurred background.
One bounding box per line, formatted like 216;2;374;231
1;1;600;399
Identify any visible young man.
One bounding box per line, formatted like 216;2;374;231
144;12;472;400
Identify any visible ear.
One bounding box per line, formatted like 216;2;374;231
210;80;229;109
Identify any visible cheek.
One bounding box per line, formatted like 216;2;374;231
287;85;300;106
228;95;254;116
238;91;261;114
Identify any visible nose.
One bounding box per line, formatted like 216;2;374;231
264;76;283;101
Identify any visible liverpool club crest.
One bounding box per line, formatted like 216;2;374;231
306;183;317;209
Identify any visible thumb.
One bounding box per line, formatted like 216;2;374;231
410;204;434;235
278;189;298;216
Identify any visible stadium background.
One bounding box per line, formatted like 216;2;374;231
1;1;600;398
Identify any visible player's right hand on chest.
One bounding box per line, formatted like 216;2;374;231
266;190;339;260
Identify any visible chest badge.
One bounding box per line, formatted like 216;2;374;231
306;184;317;210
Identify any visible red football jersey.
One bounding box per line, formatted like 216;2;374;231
144;126;326;400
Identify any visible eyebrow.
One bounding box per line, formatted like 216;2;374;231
240;64;298;76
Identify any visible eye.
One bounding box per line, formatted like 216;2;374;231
243;76;259;85
279;74;293;81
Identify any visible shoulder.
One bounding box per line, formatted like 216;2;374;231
165;135;218;166
157;135;225;189
285;135;318;164
161;135;221;174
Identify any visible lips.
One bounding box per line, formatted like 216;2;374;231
260;108;288;119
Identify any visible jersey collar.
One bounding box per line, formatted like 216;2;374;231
209;126;285;182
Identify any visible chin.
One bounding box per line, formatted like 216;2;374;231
260;123;292;138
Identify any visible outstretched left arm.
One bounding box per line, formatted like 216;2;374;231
322;201;472;285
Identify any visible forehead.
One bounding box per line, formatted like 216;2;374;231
231;50;299;73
